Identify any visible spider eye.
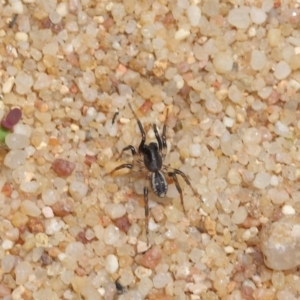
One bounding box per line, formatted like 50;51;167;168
149;142;158;150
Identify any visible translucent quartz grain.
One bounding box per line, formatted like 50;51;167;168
81;286;101;299
61;270;74;285
250;7;267;24
69;181;88;201
111;95;127;109
45;218;64;235
186;5;201;27
250;49;266;71
134;266;152;279
282;205;295;215
125;20;136;34
10;1;23;14
105;254;119;274
274;61;291;80
32;247;44;262
223;117;236;131
2;240;13;250
14;123;32;137
15;71;33;95
165;223;179;239
205;240;226;261
104;224;121;245
277;290;298;300
42;189;59;206
274;121;291;138
33;289;57;300
20;200;41;217
128;223;141;238
84;211;100;227
4;150;27;169
12;211;28;227
1;255;15;273
228;169;242;185
261;215;300;270
3;77;15;94
119;266;134;286
164;206;184;223
105;203;126;219
93;224;104;240
152;272;173;289
268;188;289;205
268;28;281;47
20;181;40;194
34;73;51;90
175;28;190;41
242;128;261;144
213;52;233;74
228;84;243;104
253;172;271;189
65;242;84;261
228;7;250;29
15;261;33;285
5;134;30;150
138;277;153;296
271;271;285;290
189;248;203;263
111;3;126;22
56;2;68;17
104;120;118;137
214;276;229;295
49;11;62;24
189;143;201;157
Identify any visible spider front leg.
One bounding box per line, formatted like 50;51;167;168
153;124;163;152
116;145;137;160
161;109;168;158
152;109;169;157
129;103;146;154
108;163;134;175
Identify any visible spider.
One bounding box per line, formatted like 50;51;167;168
109;104;200;243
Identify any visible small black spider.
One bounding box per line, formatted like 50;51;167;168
109;104;200;243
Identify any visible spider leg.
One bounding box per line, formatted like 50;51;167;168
144;174;151;246
144;186;149;246
108;163;134;175
171;168;200;198
129;103;146;154
116;145;137;160
153;124;163;152
164;166;201;211
161;108;168;158
168;172;186;213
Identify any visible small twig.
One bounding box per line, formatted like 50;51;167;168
112;111;119;124
9;14;18;28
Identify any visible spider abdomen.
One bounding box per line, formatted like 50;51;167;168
151;171;168;198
